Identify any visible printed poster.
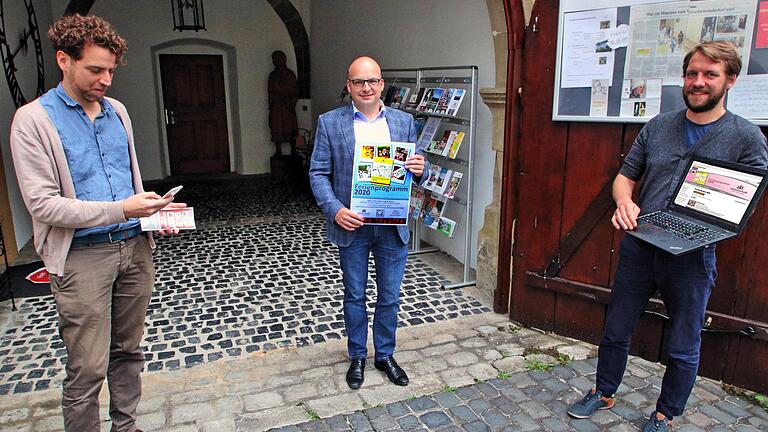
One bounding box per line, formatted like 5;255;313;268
624;1;689;86
727;74;768;118
561;7;617;88
351;141;416;225
685;0;757;67
757;1;768;48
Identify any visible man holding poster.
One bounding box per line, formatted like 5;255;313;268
309;56;428;390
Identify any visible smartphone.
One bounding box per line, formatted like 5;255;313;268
162;185;183;199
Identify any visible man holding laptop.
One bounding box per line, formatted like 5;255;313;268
567;41;768;431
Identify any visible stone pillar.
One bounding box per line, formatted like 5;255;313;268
475;0;508;300
476;88;507;298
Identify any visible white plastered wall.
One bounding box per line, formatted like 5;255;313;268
0;0;59;248
1;0;309;250
58;0;302;179
310;0;496;268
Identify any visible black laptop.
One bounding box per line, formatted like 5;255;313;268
627;156;768;255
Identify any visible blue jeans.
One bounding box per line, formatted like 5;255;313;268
596;235;716;419
338;225;408;361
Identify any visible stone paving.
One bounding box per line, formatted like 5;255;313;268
2;311;767;431
0;177;488;396
1;176;767;431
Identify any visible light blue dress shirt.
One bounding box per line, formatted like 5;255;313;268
39;83;139;237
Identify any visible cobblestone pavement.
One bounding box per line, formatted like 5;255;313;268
1;311;767;431
1;177;767;431
0;177;488;396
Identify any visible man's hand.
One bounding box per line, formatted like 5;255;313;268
157;202;187;236
612;199;641;230
123;192;173;219
405;154;425;177
335;207;364;231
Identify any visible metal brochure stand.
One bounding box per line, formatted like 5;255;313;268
381;66;478;289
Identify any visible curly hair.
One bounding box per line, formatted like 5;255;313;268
48;14;127;63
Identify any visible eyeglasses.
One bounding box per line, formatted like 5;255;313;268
348;78;382;88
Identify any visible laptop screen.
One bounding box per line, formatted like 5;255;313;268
673;159;765;225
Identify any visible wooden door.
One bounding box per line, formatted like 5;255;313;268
160;54;230;175
505;0;768;393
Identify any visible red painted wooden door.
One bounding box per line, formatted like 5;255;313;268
509;0;768;393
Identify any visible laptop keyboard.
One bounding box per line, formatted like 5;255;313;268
639;211;723;243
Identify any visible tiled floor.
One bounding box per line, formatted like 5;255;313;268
0;175;489;396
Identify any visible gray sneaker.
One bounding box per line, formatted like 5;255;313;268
567;388;615;418
642;411;671;432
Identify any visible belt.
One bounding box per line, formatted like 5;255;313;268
71;226;143;246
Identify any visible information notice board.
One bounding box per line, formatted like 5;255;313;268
553;0;768;125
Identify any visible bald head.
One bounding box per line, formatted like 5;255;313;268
346;56;384;116
347;56;381;79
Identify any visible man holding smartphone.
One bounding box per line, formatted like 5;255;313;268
10;15;184;432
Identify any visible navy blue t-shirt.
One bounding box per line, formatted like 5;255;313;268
684;116;721;148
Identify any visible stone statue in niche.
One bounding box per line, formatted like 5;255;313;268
268;50;298;156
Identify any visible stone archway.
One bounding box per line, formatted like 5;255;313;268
476;0;534;312
65;0;311;97
265;0;310;98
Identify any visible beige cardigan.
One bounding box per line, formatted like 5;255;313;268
10;96;154;276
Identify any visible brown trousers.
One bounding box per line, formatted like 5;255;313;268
49;234;154;432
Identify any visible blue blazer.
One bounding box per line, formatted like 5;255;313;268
309;104;430;247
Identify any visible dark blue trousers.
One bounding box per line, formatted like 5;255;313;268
338;225;408;361
596;235;717;419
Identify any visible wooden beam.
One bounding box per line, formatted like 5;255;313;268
495;0;526;313
525;271;768;341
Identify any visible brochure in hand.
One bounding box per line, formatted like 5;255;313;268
140;207;196;231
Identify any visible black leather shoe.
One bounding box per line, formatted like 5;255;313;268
346;358;366;389
374;356;409;386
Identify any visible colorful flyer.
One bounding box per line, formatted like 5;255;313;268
350;141;416;225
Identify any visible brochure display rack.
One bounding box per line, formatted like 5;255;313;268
381;66;478;289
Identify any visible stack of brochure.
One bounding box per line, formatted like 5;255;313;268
406;87;466;117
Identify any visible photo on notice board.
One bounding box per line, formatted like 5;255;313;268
589;79;609;117
628;79;646;99
620;78;662;118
